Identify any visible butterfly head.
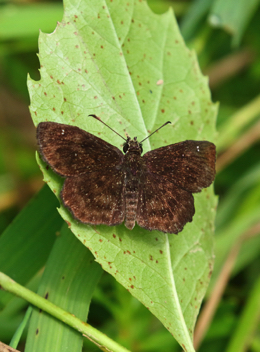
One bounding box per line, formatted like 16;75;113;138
123;136;143;154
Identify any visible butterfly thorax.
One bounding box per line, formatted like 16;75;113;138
122;137;144;230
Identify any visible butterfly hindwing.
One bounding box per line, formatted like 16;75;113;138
61;168;125;226
136;171;195;234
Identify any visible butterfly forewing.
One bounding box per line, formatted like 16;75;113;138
143;140;216;193
37;122;124;177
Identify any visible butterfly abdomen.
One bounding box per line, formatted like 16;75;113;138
124;187;139;230
123;150;143;230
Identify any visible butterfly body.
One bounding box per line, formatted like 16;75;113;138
122;138;144;230
37;121;216;234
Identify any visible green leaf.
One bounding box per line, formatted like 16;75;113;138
0;4;63;40
28;0;217;350
25;224;103;352
0;185;62;309
226;275;260;352
209;0;260;46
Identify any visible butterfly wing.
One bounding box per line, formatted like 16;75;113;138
143;140;216;193
136;172;195;234
37;122;124;176
37;121;126;225
61;169;125;226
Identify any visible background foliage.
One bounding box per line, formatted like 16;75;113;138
0;0;260;351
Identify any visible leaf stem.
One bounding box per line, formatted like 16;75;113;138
0;272;131;352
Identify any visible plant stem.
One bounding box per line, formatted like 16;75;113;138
0;272;131;352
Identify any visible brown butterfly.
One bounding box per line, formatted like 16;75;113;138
37;115;216;234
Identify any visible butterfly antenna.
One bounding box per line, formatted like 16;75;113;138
89;114;127;141
140;121;171;144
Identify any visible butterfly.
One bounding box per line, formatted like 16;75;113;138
37;116;216;234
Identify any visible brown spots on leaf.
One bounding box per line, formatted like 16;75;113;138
188;110;192;114
142;99;145;103
94;96;98;99
34;111;37;116
149;255;153;261
161;109;165;113
75;45;79;49
130;285;134;289
179;89;183;93
129;277;132;281
119;237;122;242
44;92;47;96
64;97;67;101
99;239;103;242
50;75;53;79
61;111;64;115
85;69;88;73
139;82;142;86
121;20;124;24
52;107;56;111
112;234;116;238
101;45;104;49
190;120;194;125
36;328;39;335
